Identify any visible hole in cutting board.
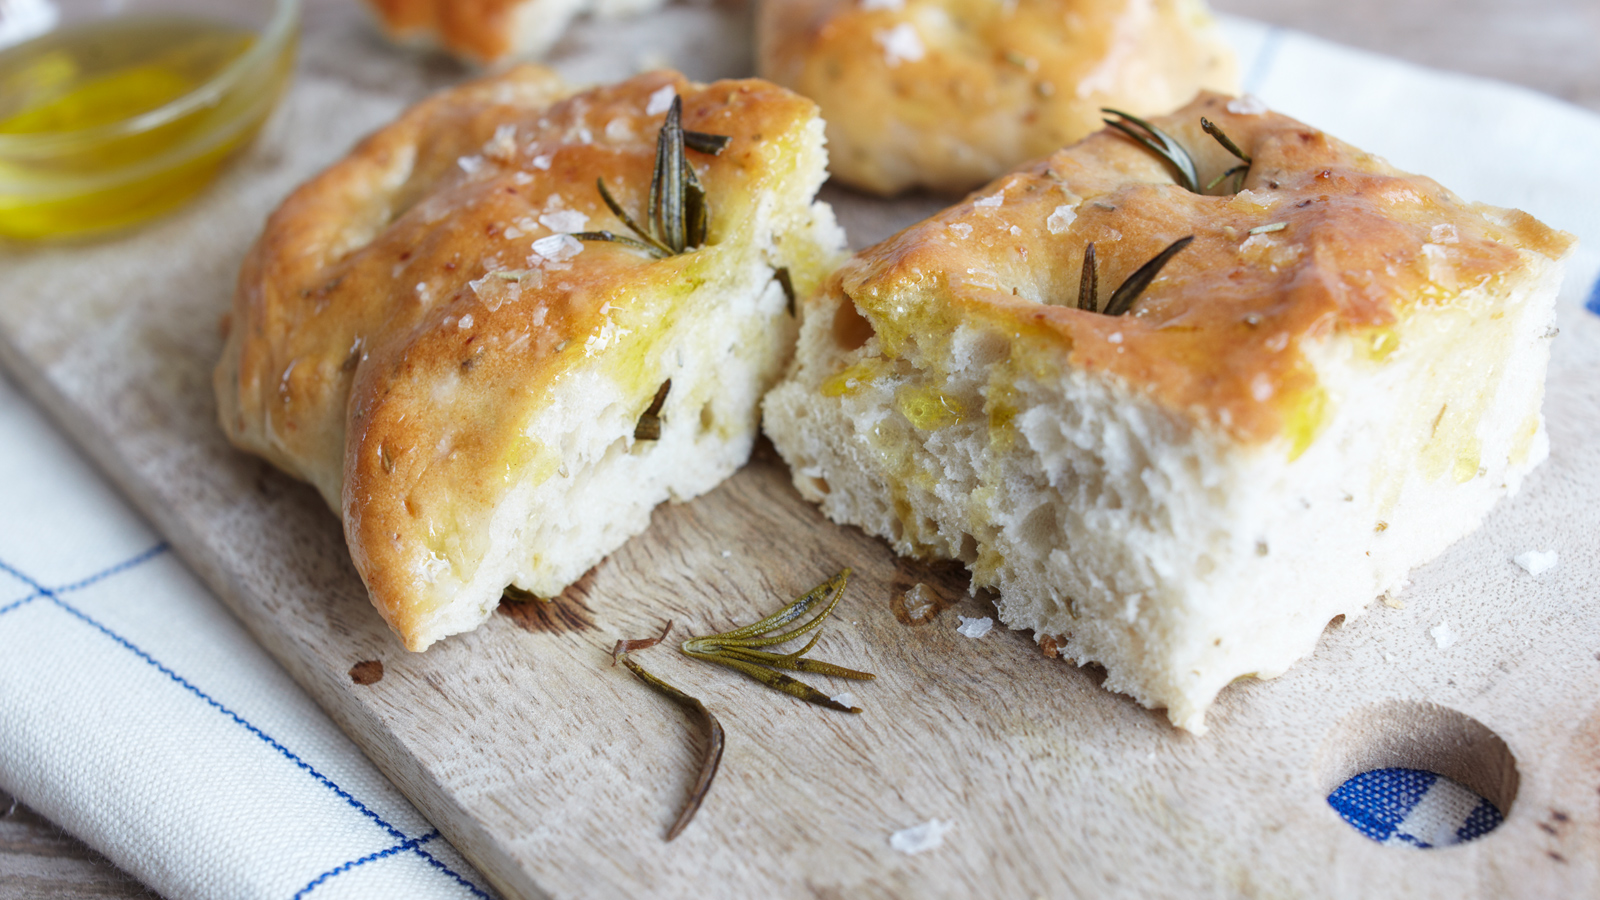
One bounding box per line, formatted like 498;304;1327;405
1317;700;1516;848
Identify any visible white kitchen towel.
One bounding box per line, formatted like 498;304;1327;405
2;14;1600;900
0;371;496;898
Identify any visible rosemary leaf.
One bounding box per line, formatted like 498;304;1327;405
683;650;861;712
569;229;668;258
1200;117;1251;163
1102;108;1199;193
1200;118;1252;193
1101;235;1195;317
1204;165;1250;193
612;624;725;842
683;131;730;155
593;179;671;255
710;644;874;680
1248;222;1287;235
678;569;874;714
682;151;708;250
635;380;671;441
654;97;688;252
1077;243;1098;312
692;570;846;643
774;267;796;316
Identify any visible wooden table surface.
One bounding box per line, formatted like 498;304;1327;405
2;0;1596;897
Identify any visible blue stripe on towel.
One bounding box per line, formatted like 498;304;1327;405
1586;273;1600;316
296;832;440;899
0;545;491;897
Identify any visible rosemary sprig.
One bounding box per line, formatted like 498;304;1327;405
612;622;725;841
571;97;729;258
1102;109;1253;195
680;569;874;713
634;379;671;441
1077;236;1195;316
1200;117;1252;192
1102;108;1199;193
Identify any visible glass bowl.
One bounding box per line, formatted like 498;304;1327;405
0;0;299;240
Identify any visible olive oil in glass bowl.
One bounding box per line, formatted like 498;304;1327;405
0;0;298;240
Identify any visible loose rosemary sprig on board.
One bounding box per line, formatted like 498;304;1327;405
1101;109;1252;195
571;96;730;258
612;622;725;842
679;568;875;713
1077;236;1196;316
610;571;873;841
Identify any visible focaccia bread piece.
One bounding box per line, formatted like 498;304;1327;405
363;0;667;66
216;67;845;650
757;0;1236;195
764;92;1573;731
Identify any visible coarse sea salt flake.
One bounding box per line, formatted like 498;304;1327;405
646;84;676;115
1227;94;1268;115
890;819;954;855
875;24;924;66
484;123;518;159
531;234;583;264
902;583;939;621
457;154;485;174
540;209;589;233
1046;205;1077;234
831;692;857;709
956;615;993;639
1430;620;1457;650
974;192;1004;208
949;223;973;239
531;153;553;170
1514;549;1558;577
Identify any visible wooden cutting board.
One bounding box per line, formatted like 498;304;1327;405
2;5;1597;898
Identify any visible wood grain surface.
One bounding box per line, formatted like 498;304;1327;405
2;0;1598;897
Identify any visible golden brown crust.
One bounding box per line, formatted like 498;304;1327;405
758;0;1237;194
823;92;1575;443
365;0;529;65
216;67;825;648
